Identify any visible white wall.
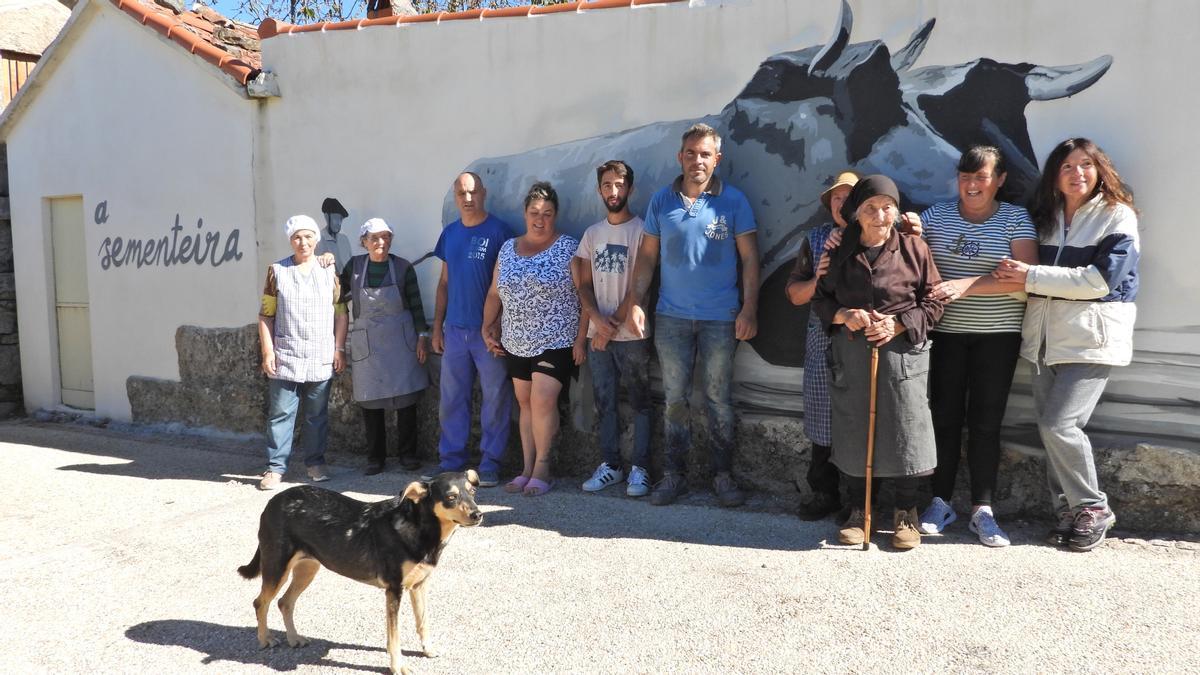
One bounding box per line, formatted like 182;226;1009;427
257;0;1198;444
7;1;259;419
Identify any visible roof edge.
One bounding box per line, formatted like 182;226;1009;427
258;0;687;39
110;0;259;85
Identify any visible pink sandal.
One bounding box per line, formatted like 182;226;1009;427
523;478;553;497
504;475;531;493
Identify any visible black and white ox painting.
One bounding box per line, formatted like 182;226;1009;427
444;1;1110;370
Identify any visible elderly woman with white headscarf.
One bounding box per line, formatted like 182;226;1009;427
339;218;430;476
258;215;349;490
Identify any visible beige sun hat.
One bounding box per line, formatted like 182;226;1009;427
820;171;860;211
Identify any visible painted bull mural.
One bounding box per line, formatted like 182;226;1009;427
442;1;1111;369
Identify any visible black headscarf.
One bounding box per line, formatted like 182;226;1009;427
833;174;901;265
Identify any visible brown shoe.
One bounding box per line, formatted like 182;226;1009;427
713;472;746;508
893;508;921;550
838;508;866;545
258;471;282;491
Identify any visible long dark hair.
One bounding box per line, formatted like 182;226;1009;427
1029;138;1135;237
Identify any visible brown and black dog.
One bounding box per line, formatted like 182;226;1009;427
238;470;482;674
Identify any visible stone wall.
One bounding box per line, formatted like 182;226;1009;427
0;145;22;418
126;324;1200;534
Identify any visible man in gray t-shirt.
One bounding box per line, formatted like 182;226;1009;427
575;160;653;498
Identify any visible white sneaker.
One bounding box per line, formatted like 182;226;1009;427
582;463;624;492
918;496;957;534
626;465;650;497
969;508;1011;547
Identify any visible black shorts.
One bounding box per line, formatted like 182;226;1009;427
506;347;574;387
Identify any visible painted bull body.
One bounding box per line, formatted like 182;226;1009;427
444;1;1111;367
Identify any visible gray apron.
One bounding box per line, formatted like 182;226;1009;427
827;328;936;478
348;255;429;404
272;258;336;383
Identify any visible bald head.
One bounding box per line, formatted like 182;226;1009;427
453;172;488;225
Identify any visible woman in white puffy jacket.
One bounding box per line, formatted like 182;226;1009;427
994;138;1138;552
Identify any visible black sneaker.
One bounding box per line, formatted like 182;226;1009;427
650;472;688;506
1045;510;1075;546
796;492;842;521
364;463;384;476
1068;506;1116;552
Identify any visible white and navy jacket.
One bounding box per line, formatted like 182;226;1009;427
1020;194;1139;367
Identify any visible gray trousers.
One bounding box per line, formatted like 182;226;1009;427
1031;360;1111;513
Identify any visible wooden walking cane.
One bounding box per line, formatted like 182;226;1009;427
862;345;880;551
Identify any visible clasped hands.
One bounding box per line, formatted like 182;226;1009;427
838;308;904;346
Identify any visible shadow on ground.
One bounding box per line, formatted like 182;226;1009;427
125;619;408;673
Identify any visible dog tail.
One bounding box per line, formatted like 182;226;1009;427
237;549;261;579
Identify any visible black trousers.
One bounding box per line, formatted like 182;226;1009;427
362;405;417;466
845;472;919;511
806;443;842;498
928;331;1022;506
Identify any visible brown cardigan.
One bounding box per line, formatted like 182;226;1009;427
812;227;945;344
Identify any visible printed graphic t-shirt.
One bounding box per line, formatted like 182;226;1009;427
643;176;757;321
433;214;514;329
920;200;1037;333
575;216;645;341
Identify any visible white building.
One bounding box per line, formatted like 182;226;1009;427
1;0;1197;449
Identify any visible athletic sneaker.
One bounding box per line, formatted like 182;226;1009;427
918;496;957;534
476;470;500;488
1045;509;1075;547
969;508;1011;547
1069;506;1116;552
582;463;624;492
306;465;329;482
626;465;650;497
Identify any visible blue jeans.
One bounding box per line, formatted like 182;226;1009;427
654;315;737;474
437;324;513;473
265;377;332;474
589;338;652;470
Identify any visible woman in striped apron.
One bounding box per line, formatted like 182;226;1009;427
257;215;348;491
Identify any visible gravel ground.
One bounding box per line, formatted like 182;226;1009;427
1;420;1197;674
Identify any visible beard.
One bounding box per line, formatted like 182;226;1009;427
605;195;628;214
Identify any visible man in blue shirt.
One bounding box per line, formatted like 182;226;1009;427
429;172;515;486
616;123;760;507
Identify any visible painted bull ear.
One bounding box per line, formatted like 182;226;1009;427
1025;56;1112;100
401;481;429;504
465;469;479;487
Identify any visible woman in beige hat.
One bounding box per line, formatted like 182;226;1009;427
785;171;858;520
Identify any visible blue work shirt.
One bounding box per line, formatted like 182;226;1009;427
644;175;757;321
433;214;515;329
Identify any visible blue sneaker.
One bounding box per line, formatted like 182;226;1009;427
476;470;500;488
918;497;957;534
969;507;1010;547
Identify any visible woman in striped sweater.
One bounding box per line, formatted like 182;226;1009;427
916;146;1039;547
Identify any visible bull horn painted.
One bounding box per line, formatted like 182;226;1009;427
891;18;935;72
1025;55;1113;100
809;0;852;75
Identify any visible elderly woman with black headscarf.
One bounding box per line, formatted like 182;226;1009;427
812;175;946;550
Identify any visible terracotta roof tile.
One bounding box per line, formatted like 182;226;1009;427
110;0;261;86
258;0;687;40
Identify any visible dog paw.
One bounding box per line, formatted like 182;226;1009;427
288;635;310;648
258;637;280;650
421;643;439;658
389;663;413;675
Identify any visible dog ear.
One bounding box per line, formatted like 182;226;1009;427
465;469;480;486
401;481;429;503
